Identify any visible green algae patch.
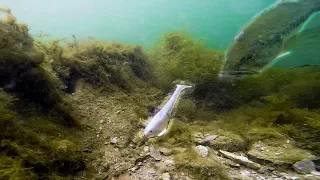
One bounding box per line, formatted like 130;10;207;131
207;130;247;152
156;119;193;147
248;140;315;166
35;37;154;93
148;30;224;90
0;90;87;179
0;156;36;180
245;127;286;143
174;148;230;180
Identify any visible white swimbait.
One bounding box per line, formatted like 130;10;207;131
143;84;193;138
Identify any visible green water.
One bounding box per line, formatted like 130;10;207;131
2;0;320;67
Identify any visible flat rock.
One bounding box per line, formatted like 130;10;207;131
248;141;316;165
194;145;209;157
293;160;316;174
159;147;173;156
199;135;219;145
219;150;261;170
149;145;162;161
208;131;246;152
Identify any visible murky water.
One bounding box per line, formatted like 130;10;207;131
1;0;320;179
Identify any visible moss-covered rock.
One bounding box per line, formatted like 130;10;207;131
174;148;230;180
156;119;193;147
248;140;315;166
208;130;247;152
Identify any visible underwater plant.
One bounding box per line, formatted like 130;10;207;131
148;30;224;90
35;37;154;93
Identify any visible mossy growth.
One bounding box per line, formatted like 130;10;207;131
0;90;87;179
0;156;36;180
34;36;154;93
175;98;197;122
174;148;230;180
148;30;224;90
156;119;193;147
248;140;315;166
212;101;320;153
207;129;247;152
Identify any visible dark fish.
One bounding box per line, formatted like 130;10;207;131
219;0;320;79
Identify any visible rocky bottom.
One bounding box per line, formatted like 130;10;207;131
71;83;320;180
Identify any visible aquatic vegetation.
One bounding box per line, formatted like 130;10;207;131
0;11;89;179
174;148;230;180
35;37;154;93
156;119;193;147
0;4;320;179
148;30;224;90
0;91;87;179
0;156;36;180
175;98;197;122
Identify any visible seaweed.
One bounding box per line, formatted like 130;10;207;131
148;30;224;91
174;148;230;180
0;90;87;179
34;37;154;93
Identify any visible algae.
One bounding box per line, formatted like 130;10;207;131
174;148;231;180
1;5;320;179
35;37;154;93
149;30;223;90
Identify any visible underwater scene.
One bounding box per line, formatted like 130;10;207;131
1;0;320;179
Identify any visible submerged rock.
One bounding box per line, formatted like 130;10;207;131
208;131;246;152
293;160;316;174
149;145;162;161
111;137;118;144
219;150;261;170
199;135;219;145
248;141;315;165
164;159;174;167
194;145;209;157
161;172;171;180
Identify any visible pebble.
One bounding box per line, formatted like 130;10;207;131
194;145;209;157
111;137;118;144
293;160;316;174
130;166;138;172
161;173;171;180
289;177;301;180
99;120;104;124
164;160;174;167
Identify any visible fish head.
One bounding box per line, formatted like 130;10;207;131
219;31;283;79
143;113;164;138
